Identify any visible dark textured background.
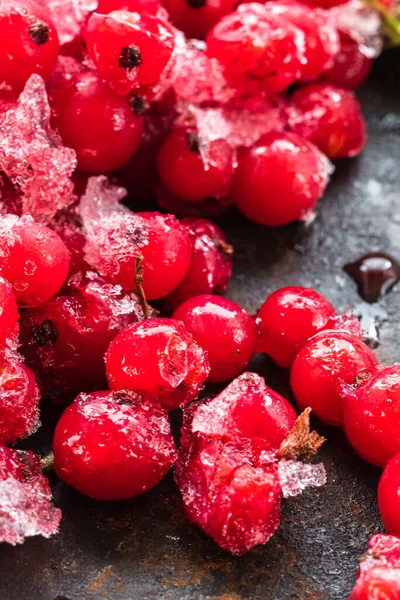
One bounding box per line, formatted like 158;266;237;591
0;50;399;600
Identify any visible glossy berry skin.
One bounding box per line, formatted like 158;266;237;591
379;454;400;538
0;215;70;307
344;365;400;467
162;0;238;40
0;278;19;349
49;69;143;173
157;129;235;203
349;535;400;599
206;3;304;96
0;0;59;93
176;437;281;555
53;391;177;500
106;318;210;410
264;0;339;82
256;287;337;368
287;83;367;159
172;294;258;383
0;357;40;445
116;212;193;300
19;273;147;398
323;36;372;89
96;0;162;16
291;331;379;426
232;132;330;227
86;10;175;96
180;372;297;461
164;218;233;312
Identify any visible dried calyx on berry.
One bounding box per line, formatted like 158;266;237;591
119;45;142;70
29;21;50;45
175;372;327;555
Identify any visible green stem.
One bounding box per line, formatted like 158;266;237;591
365;0;400;45
41;451;54;475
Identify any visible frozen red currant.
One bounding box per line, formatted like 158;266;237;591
180;372;297;459
106;318;210;410
172;294;258;383
349;535;400;599
85;10;175;96
287;83;367;159
157;128;235;203
256;286;337;368
0;215;70;307
49;66;144;173
96;0;162;16
206;3;304;96
19;272;148;398
291;331;379;426
162;0;238;40
323;35;372;89
81;193;193;301
379;453;400;538
0;356;40;445
0;277;19;349
53;390;177;500
0;0;59;93
0;445;61;545
344;365;400;467
164;218;233;312
232;131;331;227
176;437;282;555
264;0;339;82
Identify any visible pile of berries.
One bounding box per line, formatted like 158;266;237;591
0;0;399;593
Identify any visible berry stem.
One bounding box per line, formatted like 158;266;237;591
364;0;400;45
135;256;150;319
41;451;54;475
278;408;325;461
217;239;234;257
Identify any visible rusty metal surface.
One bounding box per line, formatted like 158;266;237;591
0;51;400;600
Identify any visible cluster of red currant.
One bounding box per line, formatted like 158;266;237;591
0;0;399;594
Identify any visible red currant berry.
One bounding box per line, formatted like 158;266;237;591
256;286;337;368
53;390;177;500
323;35;372;89
162;0;238;40
344;365;400;467
157;128;235;203
232;131;330;227
264;0;339;82
49;67;143;173
287;83;367;159
85;10;175;96
172;294;258;383
0;445;61;545
19;273;148;398
302;0;348;7
175;437;282;555
180;372;297;458
206;3;304;96
0;0;59;93
0;277;19;349
0;357;40;445
106;318;210;410
164;218;233;312
379;453;400;538
96;0;162;16
291;331;379;426
50;208;90;278
349;535;400;599
0;215;70;307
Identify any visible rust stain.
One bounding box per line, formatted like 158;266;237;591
83;565;125;599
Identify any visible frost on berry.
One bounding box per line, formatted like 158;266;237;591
176;374;326;554
330;0;383;59
349;535;400;598
46;0;98;45
79;176;148;281
0;446;61;545
0;356;41;445
0;75;77;224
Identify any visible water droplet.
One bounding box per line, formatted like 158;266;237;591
344;252;400;303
